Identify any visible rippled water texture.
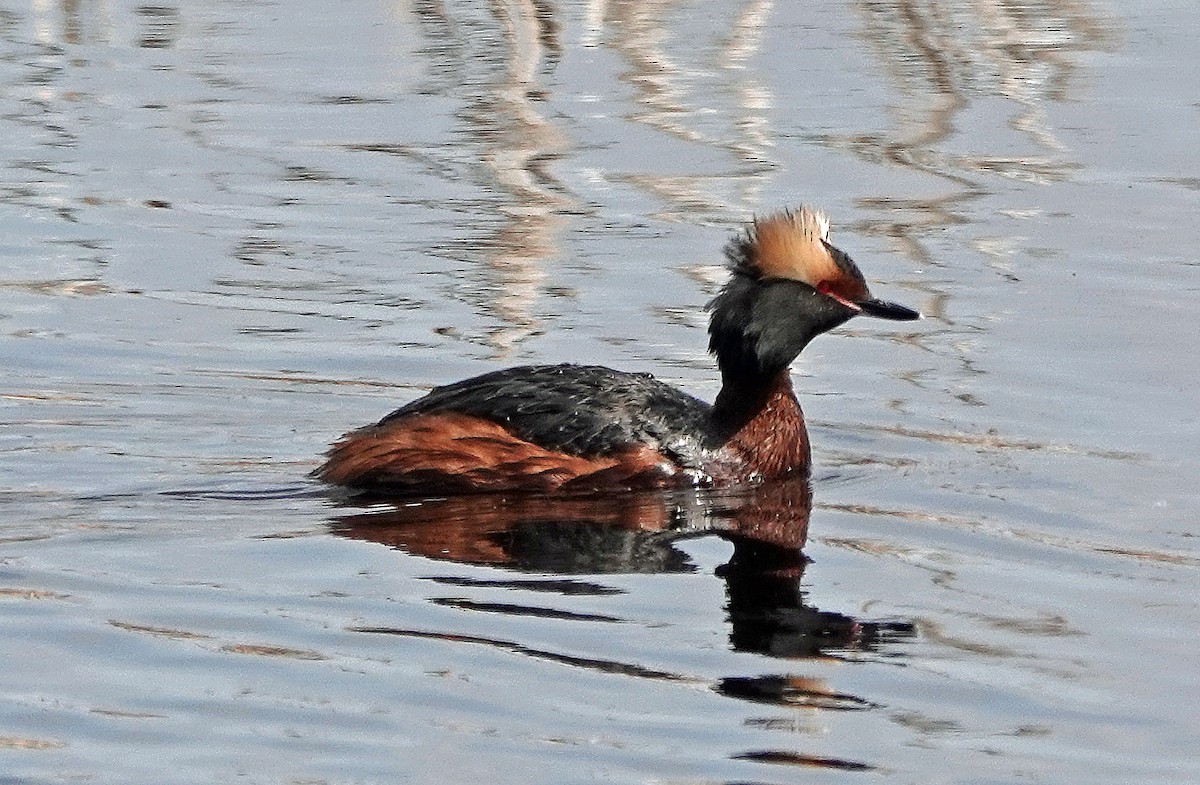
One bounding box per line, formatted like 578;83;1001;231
2;1;1198;783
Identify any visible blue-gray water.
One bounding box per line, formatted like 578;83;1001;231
2;1;1197;783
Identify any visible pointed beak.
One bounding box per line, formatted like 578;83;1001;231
857;297;922;321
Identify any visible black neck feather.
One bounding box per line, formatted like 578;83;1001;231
706;273;855;422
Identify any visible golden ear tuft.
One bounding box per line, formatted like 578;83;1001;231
741;207;842;287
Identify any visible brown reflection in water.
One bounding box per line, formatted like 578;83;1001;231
332;476;914;658
29;0;93;46
335;478;912;773
332;477;813;571
333;489;696;573
720;674;878;711
61;0;82;45
411;0;571;357
602;0;777;220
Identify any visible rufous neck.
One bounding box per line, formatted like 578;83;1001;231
711;369;796;436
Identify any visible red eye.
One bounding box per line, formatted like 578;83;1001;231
815;280;860;310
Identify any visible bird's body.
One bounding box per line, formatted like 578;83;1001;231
317;207;918;495
317;363;808;493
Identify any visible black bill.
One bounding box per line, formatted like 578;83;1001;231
858;298;922;321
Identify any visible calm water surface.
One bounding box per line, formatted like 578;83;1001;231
2;1;1198;783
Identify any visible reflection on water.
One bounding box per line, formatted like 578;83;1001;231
403;0;786;358
333;476;915;661
333;478;916;774
331;475;819;566
853;0;1117;171
136;5;182;50
816;0;1123;453
603;0;777;222
840;0;1118;269
411;0;571;357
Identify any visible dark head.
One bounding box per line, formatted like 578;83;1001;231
708;207;920;382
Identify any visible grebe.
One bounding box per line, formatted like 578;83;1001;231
317;207;919;494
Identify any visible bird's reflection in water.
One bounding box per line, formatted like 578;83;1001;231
329;475;914;661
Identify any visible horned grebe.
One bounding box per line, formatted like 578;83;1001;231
317;207;919;494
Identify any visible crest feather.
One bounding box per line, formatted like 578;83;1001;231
724;206;868;300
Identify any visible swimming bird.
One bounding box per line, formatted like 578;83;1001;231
317;207;919;494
